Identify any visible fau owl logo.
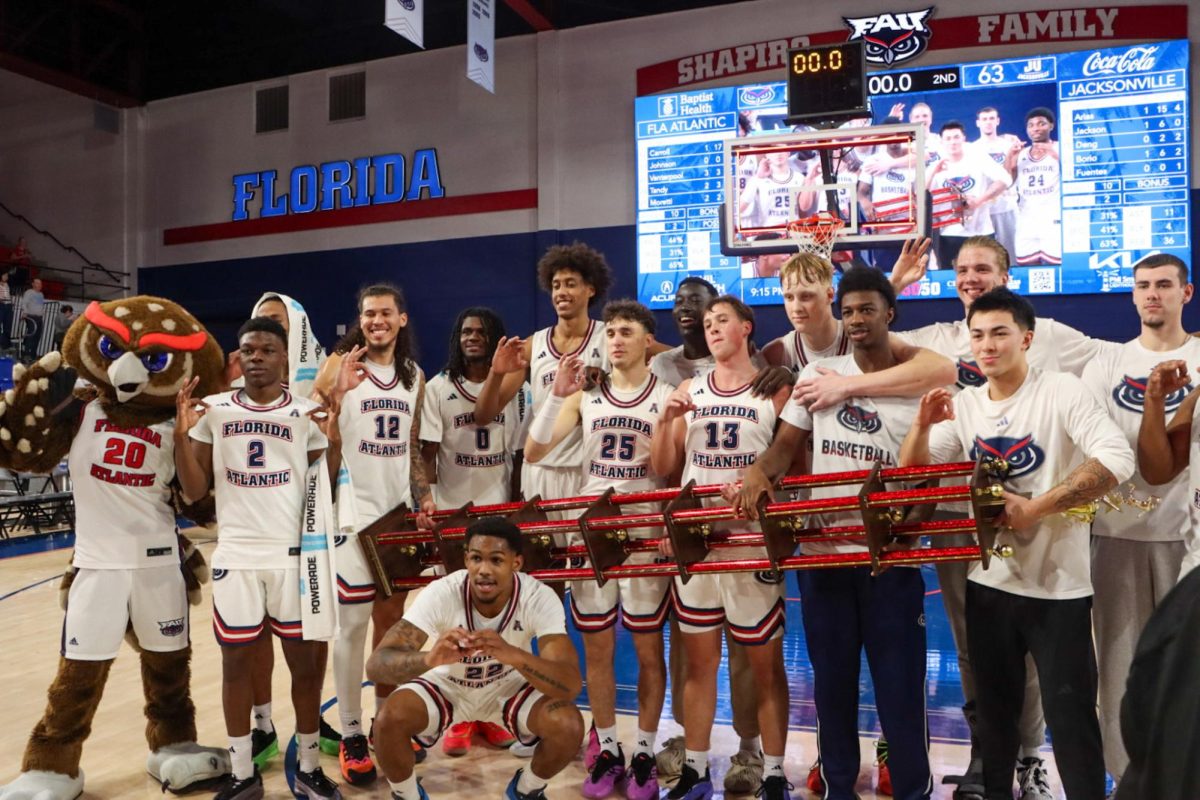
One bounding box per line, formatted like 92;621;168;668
837;404;882;434
970;435;1045;478
956;359;986;389
945;175;977;194
1112;375;1190;414
843;7;934;66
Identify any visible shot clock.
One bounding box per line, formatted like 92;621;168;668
786;40;868;123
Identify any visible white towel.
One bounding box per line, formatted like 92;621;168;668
335;462;360;533
299;457;345;641
252;292;325;397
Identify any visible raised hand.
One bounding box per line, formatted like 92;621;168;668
890;236;932;292
426;627;473;668
551;354;586;398
660;387;696;423
174;376;208;436
334;344;369;400
915;387;955;428
491;336;528;376
1147;359;1193;400
308;390;341;443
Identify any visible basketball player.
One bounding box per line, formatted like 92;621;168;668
422;307;529;512
366;516;585;800
1006;108;1061;266
739;151;820;230
926;122;1013;269
889;236;1117;798
649;295;793;800
312;284;435;785
524;300;673;800
1081;254;1199;789
473;243;611;518
737;267;939;800
901;287;1133;800
174;316;341;800
857;117;914;230
908;102;941;164
972;108;1020;260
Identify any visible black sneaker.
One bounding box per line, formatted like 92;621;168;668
755;775;794;800
505;769;547;800
250;729;279;770
294;766;342;799
667;765;713;800
319;716;342;756
214;770;264;800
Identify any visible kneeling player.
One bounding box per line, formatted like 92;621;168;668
367;517;585;800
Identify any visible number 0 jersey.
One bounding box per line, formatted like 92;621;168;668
338;359;422;530
579;374;674;499
70;400;179;569
191;389;327;569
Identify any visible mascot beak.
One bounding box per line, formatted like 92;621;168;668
107;351;150;402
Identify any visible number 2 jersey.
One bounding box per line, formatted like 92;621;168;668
70;400;179;569
404;569;566;690
338;359;423;530
190;389;327;569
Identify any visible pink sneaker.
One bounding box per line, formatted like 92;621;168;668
583;747;626;799
584;725;601;770
625;752;660;800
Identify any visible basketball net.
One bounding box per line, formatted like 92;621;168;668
786;212;845;262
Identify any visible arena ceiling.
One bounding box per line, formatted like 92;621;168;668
0;0;752;106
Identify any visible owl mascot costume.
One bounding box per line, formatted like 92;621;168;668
0;297;232;799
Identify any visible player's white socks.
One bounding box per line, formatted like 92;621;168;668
332;601;372;737
297;731;320;773
684;749;709;776
1018;745;1042;761
229;733;254;781
634;729;657;757
252;702;274;733
516;767;549;795
596;725;620;756
389;774;419;800
738;735;761;757
763;754;785;779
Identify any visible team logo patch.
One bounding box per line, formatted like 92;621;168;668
212;569;228;580
956;359;986;388
945;175;977;194
512;620;524;631
843;7;934;66
886;170;907;182
738;86;777;107
1112;375;1190;413
474;43;489;63
970;435;1045;478
836;403;882;434
157;618;185;637
755;569;785;585
398;0;415;9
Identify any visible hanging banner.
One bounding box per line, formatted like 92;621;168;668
385;0;424;49
467;0;496;93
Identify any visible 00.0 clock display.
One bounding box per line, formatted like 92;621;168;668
791;48;845;74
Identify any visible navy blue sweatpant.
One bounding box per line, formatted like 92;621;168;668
798;566;932;800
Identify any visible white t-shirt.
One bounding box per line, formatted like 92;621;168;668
858;154;915;223
70;401;179;569
766;321;851;375
782;356;920;556
422;373;529;509
928;153;1014;236
897;317;1118;393
1081;337;1200;542
528;321;606;469
971;137;1018;214
339;359;421;530
191;389;327;569
926;369;1135;599
404;570;566;690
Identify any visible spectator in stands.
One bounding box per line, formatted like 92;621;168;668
0;271;11;351
53;304;75;351
21;278;45;360
9;237;32;291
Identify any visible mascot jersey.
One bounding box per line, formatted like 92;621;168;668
70;400;179;569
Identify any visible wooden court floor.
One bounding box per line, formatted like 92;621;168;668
0;539;1064;799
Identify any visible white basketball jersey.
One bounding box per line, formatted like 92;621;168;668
404;570;567;690
528;321;606;469
1016;146;1060;219
972;137;1017;213
580;374;674;499
191;389;326;569
682;372;778;488
339;359;422;530
742;169;809;228
70;401;179;569
422;372;528;509
769;321;850;375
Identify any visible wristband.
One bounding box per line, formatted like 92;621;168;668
528;393;565;444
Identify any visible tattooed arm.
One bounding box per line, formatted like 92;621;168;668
1000;458;1118;531
466;630;582;700
365;619;470;687
408;371;435;524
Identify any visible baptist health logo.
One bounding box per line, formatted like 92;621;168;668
658;96;679;118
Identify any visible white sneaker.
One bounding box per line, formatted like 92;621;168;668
654;736;685;781
1017;756;1054;800
510;740;537;758
723;750;764;794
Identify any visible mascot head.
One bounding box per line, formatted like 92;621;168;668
63;297;225;423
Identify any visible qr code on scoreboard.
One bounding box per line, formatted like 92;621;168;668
1027;269;1056;294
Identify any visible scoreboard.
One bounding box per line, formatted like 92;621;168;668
634;39;1191;308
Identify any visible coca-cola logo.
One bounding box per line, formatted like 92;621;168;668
1082;45;1159;77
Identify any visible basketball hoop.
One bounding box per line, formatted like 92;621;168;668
786;212;845;262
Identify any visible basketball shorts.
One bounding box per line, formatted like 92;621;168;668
570;551;672;633
335;534;377;606
1015;213;1062;265
63;565;189;661
672;545;786;644
401;671;543;748
522;462;583;519
211;567;302;646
